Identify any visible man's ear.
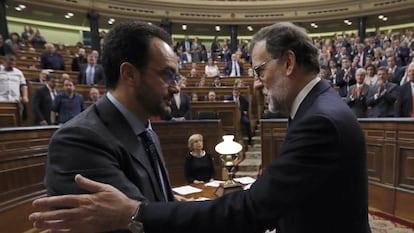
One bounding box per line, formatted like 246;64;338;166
285;50;296;76
120;62;140;86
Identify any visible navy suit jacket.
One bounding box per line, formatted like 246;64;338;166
45;96;174;233
223;61;244;76
395;82;413;117
139;80;371;233
389;66;405;85
335;67;356;97
164;92;191;120
31;85;54;124
346;84;371;118
366;82;399;117
78;63;106;85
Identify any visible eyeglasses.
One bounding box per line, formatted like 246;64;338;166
253;59;272;81
162;69;180;87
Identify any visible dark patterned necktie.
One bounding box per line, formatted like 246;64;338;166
140;129;168;201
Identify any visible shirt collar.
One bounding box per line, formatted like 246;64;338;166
106;92;148;135
290;77;321;119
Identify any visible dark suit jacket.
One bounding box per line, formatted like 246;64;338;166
346;84;371;118
223;61;244;76
389;66;405;84
139;80;371;233
164;92;191;120
45;96;174;232
366;82;399;117
32;85;54;124
395;82;413;117
335;67;356;97
77;63;106;85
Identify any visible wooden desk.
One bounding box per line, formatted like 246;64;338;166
175;183;218;200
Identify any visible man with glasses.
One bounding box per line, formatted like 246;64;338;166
30;22;371;233
38;21;181;233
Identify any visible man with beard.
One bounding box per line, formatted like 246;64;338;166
37;21;180;233
30;22;371;233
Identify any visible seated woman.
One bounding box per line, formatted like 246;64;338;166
184;134;215;184
204;58;220;77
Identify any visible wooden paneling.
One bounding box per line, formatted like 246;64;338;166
0;102;21;127
261;118;414;223
190;101;241;139
153;120;224;186
181;86;250;101
0;126;58;233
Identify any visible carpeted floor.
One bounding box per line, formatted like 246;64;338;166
369;211;414;233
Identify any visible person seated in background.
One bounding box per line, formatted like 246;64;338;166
247;67;254;77
32;74;59;125
191;93;198;102
162;85;191;121
5;32;25;53
195;76;205;87
52;78;85;124
78;54;106;85
31;69;50;83
40;43;65;71
346;68;370;118
0;35;15;56
71;47;87;71
204;58;220;77
89;87;101;103
233;78;246;88
225;88;252;145
187;68;198;78
185;134;215;184
207;90;217;102
366;67;399;117
212;76;225;87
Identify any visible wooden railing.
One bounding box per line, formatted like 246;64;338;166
260;118;414;223
0;121;225;232
0;102;21;127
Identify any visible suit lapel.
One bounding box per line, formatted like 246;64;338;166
94;96;167;201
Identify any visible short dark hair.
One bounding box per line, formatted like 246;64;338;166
250;22;319;75
45;74;58;81
102;21;172;90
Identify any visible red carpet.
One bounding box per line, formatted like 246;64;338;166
369;210;414;233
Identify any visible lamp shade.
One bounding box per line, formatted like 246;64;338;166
215;135;243;155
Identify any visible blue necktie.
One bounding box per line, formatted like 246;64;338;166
140;129;169;201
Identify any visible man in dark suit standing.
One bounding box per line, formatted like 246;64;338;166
30;22;371;233
395;62;414;117
30;21;181;233
163;85;191;121
335;56;356;97
31;74;59;125
181;35;192;53
78;54;106;85
367;67;399;117
346;68;370;118
223;53;244;77
225;88;252;145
